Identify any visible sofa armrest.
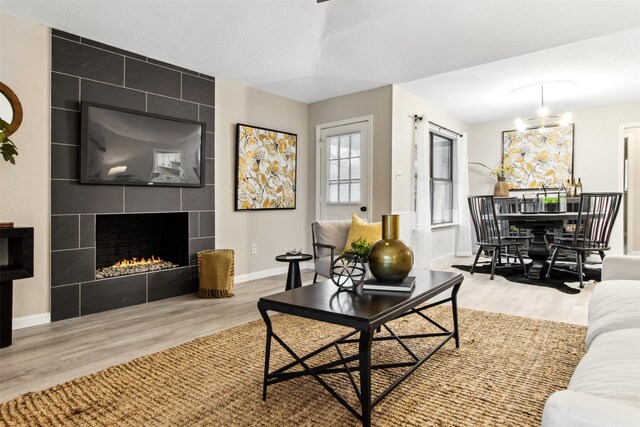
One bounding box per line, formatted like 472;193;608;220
542;390;640;427
312;243;335;260
602;256;640;281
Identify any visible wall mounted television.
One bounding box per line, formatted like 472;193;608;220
80;102;206;187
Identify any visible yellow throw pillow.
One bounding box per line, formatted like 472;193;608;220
344;213;382;250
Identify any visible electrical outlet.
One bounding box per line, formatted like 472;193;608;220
251;243;257;255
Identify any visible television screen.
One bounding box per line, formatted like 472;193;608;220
80;102;205;187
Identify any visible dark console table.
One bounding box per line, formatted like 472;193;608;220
0;227;34;348
258;269;463;426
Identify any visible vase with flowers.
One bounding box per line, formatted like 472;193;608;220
469;161;512;197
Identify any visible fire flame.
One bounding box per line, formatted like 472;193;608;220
112;256;163;269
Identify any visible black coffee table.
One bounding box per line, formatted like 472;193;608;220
257;269;463;427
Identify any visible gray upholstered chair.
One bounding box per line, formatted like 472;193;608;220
311;220;351;282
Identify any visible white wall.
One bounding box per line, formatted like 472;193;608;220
625;127;640;253
469;101;640;254
309;86;393;221
391;86;469;261
0;13;50;321
215;79;310;276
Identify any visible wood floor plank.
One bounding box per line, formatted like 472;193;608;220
0;258;593;403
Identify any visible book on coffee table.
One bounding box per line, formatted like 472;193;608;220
362;276;415;292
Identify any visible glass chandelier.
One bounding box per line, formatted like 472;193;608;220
515;84;572;132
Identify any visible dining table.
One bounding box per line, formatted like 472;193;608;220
496;212;578;279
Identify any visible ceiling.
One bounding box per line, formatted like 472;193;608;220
2;0;640;123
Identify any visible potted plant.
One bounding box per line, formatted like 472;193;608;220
342;237;373;262
0;118;18;164
469;161;512;197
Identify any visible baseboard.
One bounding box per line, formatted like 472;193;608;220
235;261;314;284
13;312;51;330
432;253;456;264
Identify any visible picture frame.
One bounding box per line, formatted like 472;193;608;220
502;124;574;190
235;123;297;211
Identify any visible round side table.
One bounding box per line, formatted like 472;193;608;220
275;253;313;291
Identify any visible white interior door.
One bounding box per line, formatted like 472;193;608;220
317;118;372;221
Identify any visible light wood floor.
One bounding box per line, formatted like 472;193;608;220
0;256;593;403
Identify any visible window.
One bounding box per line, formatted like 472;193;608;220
430;132;453;225
327;132;361;203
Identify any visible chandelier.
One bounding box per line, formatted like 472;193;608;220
514;84;572;132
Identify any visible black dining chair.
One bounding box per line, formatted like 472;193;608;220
546;192;622;288
468;195;528;280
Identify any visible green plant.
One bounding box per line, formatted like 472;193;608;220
469;161;512;179
0;118;18;164
342;237;373;263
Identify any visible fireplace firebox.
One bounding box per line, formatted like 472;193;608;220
95;213;188;278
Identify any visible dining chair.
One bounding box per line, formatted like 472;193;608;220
546;192;622;288
468;195;528;280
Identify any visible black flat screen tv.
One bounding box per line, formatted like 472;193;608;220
80;102;206;187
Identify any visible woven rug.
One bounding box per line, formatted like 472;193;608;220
1;306;586;426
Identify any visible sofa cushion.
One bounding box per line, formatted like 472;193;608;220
569;328;640;409
313;220;350;257
587;280;640;348
542;389;640;427
344;214;382;250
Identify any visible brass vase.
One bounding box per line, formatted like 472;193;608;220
494;177;509;197
368;215;414;283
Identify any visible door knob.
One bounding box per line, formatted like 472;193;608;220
360;206;367;212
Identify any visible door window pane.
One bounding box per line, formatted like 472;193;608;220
326;131;362;203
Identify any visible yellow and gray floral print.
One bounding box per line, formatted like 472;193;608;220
236;125;296;210
502;125;573;189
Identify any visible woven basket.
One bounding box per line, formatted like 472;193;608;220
196;249;235;298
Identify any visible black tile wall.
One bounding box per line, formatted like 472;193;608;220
189;212;199;238
51;144;79;179
51;285;80;321
81;275;146;315
51;248;95;286
200;211;215;237
147;94;199;121
125;58;181;98
124;186;181;213
182;74;215;106
52;37;124;84
148;267;198;301
182;185;215;211
51;109;80;145
80;215;94;248
81;79;146;111
51;73;79;110
52;180;124;214
51;216;79;250
51;30;215;321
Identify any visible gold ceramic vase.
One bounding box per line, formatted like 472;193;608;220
494;177;509;197
368;215;414;283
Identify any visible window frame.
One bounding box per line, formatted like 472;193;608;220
430;131;454;226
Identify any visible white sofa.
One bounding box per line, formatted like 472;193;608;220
542;256;640;427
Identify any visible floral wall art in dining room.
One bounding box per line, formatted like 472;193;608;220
502;124;574;190
235;124;297;210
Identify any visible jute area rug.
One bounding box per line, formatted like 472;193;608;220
1;306;586;426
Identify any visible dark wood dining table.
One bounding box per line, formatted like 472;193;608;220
496;212;578;279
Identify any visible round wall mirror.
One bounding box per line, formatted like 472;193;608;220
0;82;23;137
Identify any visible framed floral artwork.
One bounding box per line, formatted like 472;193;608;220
502;124;574;190
235;124;297;210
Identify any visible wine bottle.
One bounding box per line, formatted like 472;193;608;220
575;178;582;196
